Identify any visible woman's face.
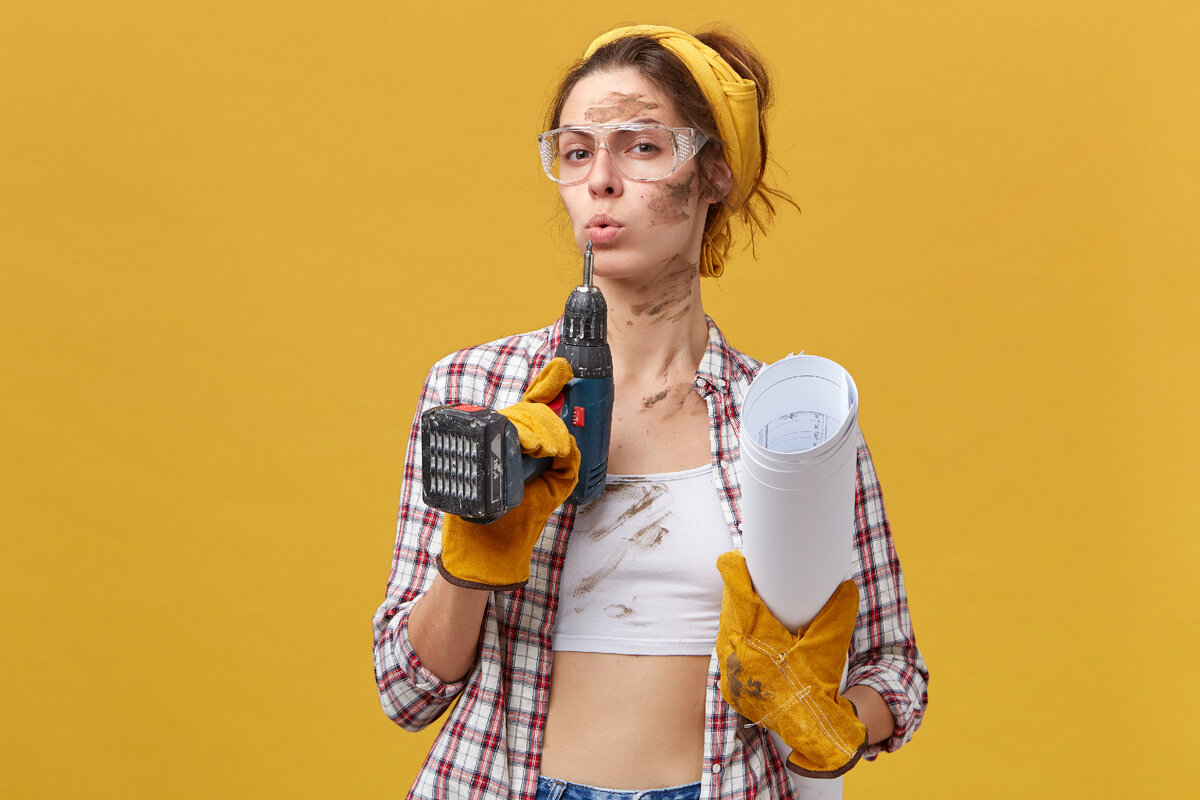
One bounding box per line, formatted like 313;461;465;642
557;67;717;281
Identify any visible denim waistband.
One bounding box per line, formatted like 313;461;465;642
536;776;702;800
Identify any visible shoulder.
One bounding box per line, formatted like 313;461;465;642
426;322;560;407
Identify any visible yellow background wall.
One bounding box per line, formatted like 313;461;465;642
3;1;1196;797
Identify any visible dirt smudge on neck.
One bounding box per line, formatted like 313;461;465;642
642;389;669;408
630;255;697;323
656;351;677;381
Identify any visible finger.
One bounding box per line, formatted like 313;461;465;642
717;549;753;589
811;579;861;633
499;402;574;458
518;444;581;508
522;357;574;404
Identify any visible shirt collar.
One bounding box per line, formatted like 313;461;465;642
694;315;734;396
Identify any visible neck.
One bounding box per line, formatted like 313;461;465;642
594;254;709;383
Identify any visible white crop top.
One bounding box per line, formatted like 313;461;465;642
552;464;733;656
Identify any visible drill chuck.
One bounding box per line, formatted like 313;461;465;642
557;241;612;380
557;286;612;379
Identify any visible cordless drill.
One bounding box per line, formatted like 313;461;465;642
421;242;614;523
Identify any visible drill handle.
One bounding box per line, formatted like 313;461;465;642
556;375;614;505
522;377;612;505
522;455;552;483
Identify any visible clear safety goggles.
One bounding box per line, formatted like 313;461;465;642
537;123;710;184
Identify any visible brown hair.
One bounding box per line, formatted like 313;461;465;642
545;28;796;256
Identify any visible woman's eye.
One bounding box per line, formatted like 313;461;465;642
563;148;593;163
621;136;667;159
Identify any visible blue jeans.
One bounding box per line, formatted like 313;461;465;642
536;776;701;800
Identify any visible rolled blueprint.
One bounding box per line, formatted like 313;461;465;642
739;354;860;799
738;354;859;633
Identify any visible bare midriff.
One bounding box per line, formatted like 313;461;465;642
539;651;711;790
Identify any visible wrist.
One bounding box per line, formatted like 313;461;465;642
842;684;896;746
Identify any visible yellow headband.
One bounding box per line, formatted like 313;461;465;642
584;25;762;277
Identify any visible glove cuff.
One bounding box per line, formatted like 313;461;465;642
435;554;527;592
436;514;534;591
785;733;868;779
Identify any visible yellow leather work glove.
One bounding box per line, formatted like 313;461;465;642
716;550;867;778
435;358;580;590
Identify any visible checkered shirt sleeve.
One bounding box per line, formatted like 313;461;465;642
373;325;566;798
846;434;929;758
370;326;546;721
371;357;457;732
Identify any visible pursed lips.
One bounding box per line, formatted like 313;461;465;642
586;212;621;230
585;213;623;244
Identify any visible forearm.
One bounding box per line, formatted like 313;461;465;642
407;572;490;683
843;684;896;746
845;437;929;751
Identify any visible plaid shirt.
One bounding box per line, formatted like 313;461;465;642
373;317;928;800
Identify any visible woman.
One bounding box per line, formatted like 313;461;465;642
373;25;928;800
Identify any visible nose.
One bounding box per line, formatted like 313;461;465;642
587;144;623;197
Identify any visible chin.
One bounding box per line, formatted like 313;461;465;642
586;252;635;280
575;233;693;281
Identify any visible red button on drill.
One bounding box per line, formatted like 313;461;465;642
571;406;585;427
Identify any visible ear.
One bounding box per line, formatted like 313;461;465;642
701;156;734;205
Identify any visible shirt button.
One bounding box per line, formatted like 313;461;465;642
711;763;722;774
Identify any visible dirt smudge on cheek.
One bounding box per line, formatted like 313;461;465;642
648;173;696;226
584;93;659;123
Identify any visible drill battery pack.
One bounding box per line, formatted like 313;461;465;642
420;404;544;524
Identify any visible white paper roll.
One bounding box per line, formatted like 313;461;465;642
739;354;859;633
